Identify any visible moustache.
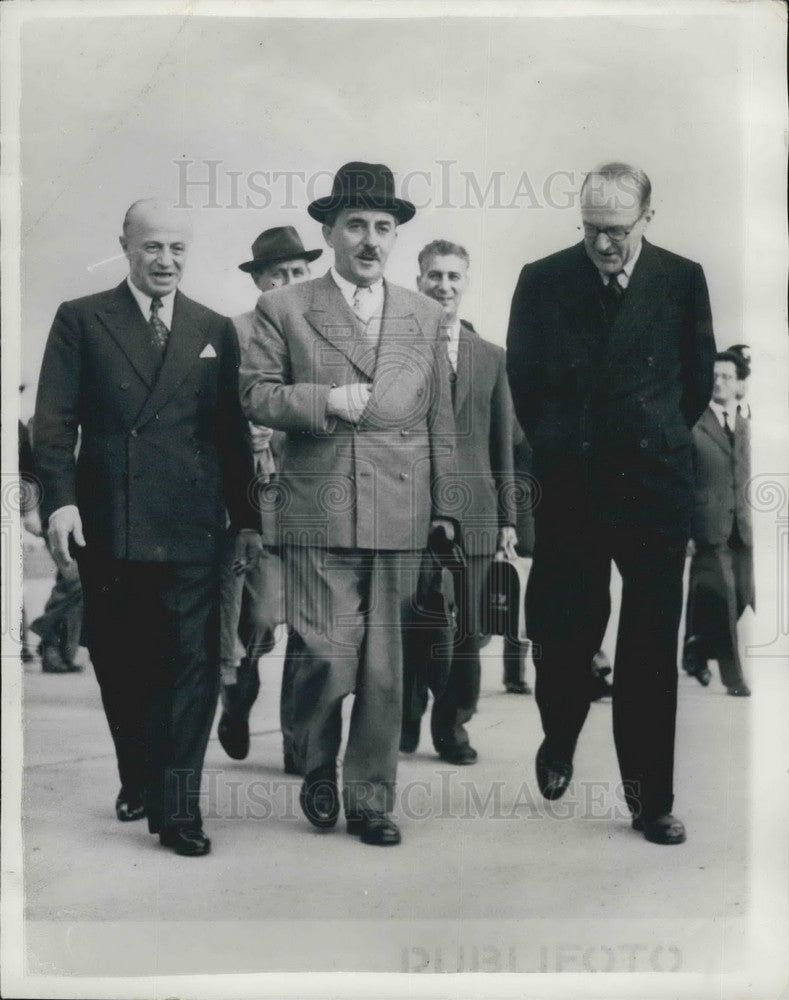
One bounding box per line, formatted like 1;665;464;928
357;251;381;261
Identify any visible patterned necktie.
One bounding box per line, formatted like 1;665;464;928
722;410;734;445
602;272;624;326
149;296;169;352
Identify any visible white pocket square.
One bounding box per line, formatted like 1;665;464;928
199;344;217;359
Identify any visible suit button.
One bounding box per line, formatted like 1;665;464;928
120;382;130;390
130;429;138;437
581;441;591;451
417;388;424;396
359;470;370;477
399;473;409;480
640;438;648;448
646;356;654;366
400;429;410;437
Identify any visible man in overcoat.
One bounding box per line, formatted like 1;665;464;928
34;199;261;856
240;162;457;846
506;163;716;845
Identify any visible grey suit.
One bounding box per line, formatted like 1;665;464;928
239;272;456;813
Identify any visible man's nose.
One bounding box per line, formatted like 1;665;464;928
156;247;174;266
594;231;614;251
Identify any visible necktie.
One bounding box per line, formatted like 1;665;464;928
351;285;369;322
149;296;169;352
601;272;624;326
722;410;734;445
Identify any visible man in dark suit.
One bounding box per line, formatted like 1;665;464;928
217;226;322;772
683;351;753;695
400;240;517;764
506;162;716;845
240;163;457;846
33;199;261;856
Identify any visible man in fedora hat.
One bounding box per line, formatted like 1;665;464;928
216;227;322;774
240;162;458;846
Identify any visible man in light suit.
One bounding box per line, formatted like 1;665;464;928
400;240;517;764
683;351;753;695
240;162;457;846
217;226;322;773
506;163;716;845
33;199;261;856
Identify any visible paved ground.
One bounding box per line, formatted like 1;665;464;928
8;537;774;990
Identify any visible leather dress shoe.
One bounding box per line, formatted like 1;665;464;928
41;644;82;673
682;640;711;686
347;810;402;846
399;719;421;753
632;813;686;845
159;826;211;856
726;684;751;697
217;712;250;760
535;740;573;800
299;765;340;829
438;743;478;765
505;680;532;695
115;790;146;822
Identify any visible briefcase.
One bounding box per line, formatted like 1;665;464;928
481;554;531;640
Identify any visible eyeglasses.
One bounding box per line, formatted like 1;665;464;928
579;212;645;243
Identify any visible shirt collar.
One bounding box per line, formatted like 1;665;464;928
599;239;643;287
330;266;384;308
709;399;737;426
126;277;175;328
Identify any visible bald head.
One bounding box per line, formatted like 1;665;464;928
120;199;192;297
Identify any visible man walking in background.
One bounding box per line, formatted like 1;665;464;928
506;162;715;845
683;350;753;696
33;199;261;856
217;226;322;774
401;239;517;764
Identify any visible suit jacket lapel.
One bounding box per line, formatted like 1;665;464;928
134;290;205;428
304;273;377;379
453;322;474;415
698;405;731;455
553;245;609;378
94;282;160;390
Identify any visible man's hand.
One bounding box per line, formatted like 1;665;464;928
47;505;85;570
430;518;455;543
232;528;264;576
326;383;372;424
23;508;43;538
497;526;518;561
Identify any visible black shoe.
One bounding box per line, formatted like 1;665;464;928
299;765;339;829
504;680;532;694
21;644;36;663
159;826;211;856
217;711;250;760
726;684;751;697
399;719;421;753
347;810;401;846
683;639;711;686
115;789;146;822
438;743;478;765
535;739;573;800
41;644;81;673
632;813;686;845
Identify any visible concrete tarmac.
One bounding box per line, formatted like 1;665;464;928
15;545;753;981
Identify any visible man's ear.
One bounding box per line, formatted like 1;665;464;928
119;236;128;255
322;224;334;248
644;208;655;227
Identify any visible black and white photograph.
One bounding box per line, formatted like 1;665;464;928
1;2;787;998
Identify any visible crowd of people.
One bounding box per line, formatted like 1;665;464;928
25;159;753;856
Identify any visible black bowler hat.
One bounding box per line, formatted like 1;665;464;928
238;226;322;274
307;161;416;225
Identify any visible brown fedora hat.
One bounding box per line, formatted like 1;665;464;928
307;162;416;225
238;226;323;273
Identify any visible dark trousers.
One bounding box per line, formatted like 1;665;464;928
402;553;488;751
685;527;753;687
78;553;220;832
528;520;687;819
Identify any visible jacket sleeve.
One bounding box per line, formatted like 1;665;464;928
239;296;334;434
217;318;260;533
489;350;517;527
680;262;716;428
505;264;542;440
425;317;458;523
32;301;82;523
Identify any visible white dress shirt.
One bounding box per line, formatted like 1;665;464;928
709;400;738;431
598;240;643;289
126;277;176;330
330;267;384;322
443;318;461;373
